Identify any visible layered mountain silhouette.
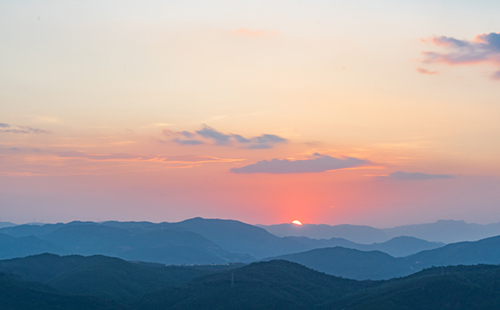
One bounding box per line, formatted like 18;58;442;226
259;219;500;243
0;218;445;262
269;234;500;279
1;254;500;309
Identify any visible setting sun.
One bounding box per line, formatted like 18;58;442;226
292;220;303;226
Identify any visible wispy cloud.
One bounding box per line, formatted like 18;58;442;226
56;151;243;164
234;28;279;38
416;67;438;75
420;32;500;80
164;125;287;149
0;123;51;134
231;153;368;174
381;171;455;181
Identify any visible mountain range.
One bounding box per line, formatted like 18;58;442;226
0;218;443;263
268;234;500;280
259;219;500;243
1;254;500;310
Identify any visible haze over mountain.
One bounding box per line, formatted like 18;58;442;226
269;234;500;280
0;218;447;262
259;220;500;244
0;222;16;228
285;235;444;258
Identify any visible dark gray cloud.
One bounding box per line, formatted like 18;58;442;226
421;32;500;80
174;138;204;145
231;153;367;174
0;123;51;134
232;134;251;143
167;125;287;149
180;131;195;138
242;134;287;149
196;126;232;145
383;171;455;181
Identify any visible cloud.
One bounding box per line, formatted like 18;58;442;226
174;138;204;145
0;123;51;134
165;125;287;149
196;126;232;145
416;67;438;75
421;32;500;80
57;151;152;161
492;70;500;80
234;28;279;38
56;151;243;164
231;153;368;174
382;171;455;181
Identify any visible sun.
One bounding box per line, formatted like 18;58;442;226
291;220;303;226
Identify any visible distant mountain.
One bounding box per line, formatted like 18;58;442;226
170;217;308;259
268;247;412;280
259;223;390;243
408;234;500;267
0;222;16;228
0;218;446;263
0;222;65;237
42;221;254;264
268;234;500;280
285;235;444;257
0;233;67;259
259;219;500;243
384;219;500;243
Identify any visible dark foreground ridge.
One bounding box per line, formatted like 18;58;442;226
1;254;500;309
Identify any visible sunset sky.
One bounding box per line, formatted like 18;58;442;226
1;0;499;227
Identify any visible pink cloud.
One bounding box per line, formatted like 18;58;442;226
420;32;500;80
416;67;438;75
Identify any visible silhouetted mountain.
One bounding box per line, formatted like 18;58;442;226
384;219;500;243
41;221;254;264
2;254;500;309
259;220;500;243
171;217;305;259
367;236;444;257
0;233;67;259
285;235;444;257
134;260;500;310
268;247;412;280
0;222;64;237
407;234;500;267
0;271;122;310
133;260;374;310
0;222;16;228
259;223;389;243
0;253;211;302
320;264;500;310
269;234;500;279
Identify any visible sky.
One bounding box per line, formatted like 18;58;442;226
1;0;499;227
